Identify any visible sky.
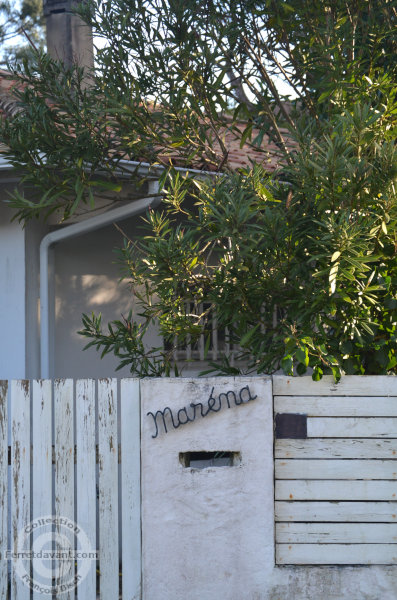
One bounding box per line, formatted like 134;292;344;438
0;2;295;97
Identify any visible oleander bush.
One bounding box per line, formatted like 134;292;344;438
1;0;396;378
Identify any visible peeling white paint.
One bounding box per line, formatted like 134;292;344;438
141;377;275;600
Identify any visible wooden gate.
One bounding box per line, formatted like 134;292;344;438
0;379;141;599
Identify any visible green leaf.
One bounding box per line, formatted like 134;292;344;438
281;355;293;376
295;347;309;367
89;180;123;192
239;122;253;148
318;89;333;102
240;324;259;347
312;366;323;381
296;362;307;376
330;366;342;383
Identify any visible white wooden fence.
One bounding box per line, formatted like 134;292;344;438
274;375;397;565
1;375;397;599
0;379;141;600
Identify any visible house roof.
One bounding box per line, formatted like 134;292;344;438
0;70;21;118
0;69;285;173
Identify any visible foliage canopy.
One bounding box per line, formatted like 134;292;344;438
0;0;396;379
0;0;44;66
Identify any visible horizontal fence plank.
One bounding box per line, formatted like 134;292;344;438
275;501;397;522
307;417;397;438
274;396;397;417
276;480;397;501
275;459;397;480
276;543;397;565
273;375;397;397
276;522;397;544
275;438;397;459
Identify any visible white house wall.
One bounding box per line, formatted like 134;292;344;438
0;200;27;379
25;216;49;379
53;219;163;378
0;188;164;379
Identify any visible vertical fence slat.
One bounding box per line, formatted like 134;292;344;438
0;381;8;600
54;379;74;600
11;380;30;600
98;379;118;600
76;379;97;600
121;379;141;600
32;379;53;600
212;313;218;360
199;303;205;360
4;377;142;599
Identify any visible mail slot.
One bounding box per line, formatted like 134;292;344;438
179;451;241;468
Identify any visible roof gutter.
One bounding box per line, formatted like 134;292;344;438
0;156;220;179
39;179;160;378
115;159;219;180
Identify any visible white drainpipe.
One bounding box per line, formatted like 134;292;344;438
39;180;160;378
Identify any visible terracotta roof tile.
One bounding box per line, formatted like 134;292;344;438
0;70;22;118
0;70;285;172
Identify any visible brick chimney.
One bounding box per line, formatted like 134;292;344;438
43;0;94;70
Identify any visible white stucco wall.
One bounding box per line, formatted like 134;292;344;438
141;377;397;600
25;217;49;379
141;377;275;600
0;186;163;380
0;201;26;379
53;218;163;378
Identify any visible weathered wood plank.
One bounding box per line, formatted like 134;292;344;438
76;379;97;600
307;417;397;438
54;379;74;600
276;543;397;565
276;480;397;501
11;380;30;600
0;382;8;600
273;375;397;396
276;522;397;543
120;379;141;600
98;379;118;600
32;380;53;600
274;396;397;416
275;459;397;480
275;501;397;522
275;438;397;459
